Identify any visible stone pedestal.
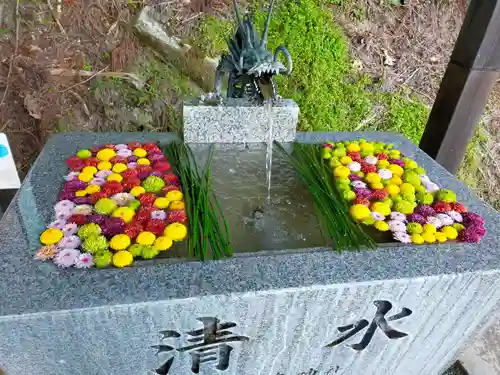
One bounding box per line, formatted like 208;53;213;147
0;132;499;375
183;99;299;143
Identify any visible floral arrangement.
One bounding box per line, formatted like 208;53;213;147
322;140;486;245
36;142;187;268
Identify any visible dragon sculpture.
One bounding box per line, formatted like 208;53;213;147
213;0;293;102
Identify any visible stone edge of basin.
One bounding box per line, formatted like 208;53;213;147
0;131;500;316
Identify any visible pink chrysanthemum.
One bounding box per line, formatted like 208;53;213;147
354;188;372;199
458;226;484;243
54;249;80;268
462;212;485;227
388;220;406;233
393;231;411;244
58;235;81;249
35;245;59;260
95;170;113;179
115;143;129;150
62;223;78;236
390;212;407;222
127;162;138;170
75;253;94;269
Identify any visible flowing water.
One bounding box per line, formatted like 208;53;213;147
264;101;273;201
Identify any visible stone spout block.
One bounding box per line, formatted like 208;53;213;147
183;98;299;143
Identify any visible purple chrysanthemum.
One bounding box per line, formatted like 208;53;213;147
87;214;106;225
150;171;163;177
73;197;90;205
95;170;113;179
117;149;132;158
58;235;81;249
101;217;125;237
64;172;80;181
54;249;80;268
48;219;67;230
354;188;372;199
351;181;367;189
128;155;138;163
462;212;485;227
349;174;362;182
75;253;94;269
149;153;165;163
55;209;73;221
62;223;78;236
414;205;436;218
407;213;426;225
58;191;76;201
90;177;106;186
55;200;75;212
137;170;151;180
458;226;484;243
64;180;87;192
388;159;405;167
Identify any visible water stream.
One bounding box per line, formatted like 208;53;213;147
264;101;273;201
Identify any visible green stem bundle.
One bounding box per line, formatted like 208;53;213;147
275;142;375;252
163;142;232;260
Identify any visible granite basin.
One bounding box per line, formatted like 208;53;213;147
1;132;500;375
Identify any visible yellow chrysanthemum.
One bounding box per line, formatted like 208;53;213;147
349;204;371;221
82;166;98;175
107;173;123;182
169;201;185;210
96;148;116;162
153;236;173;251
441;226;458;240
137;158;151;166
136;231;156;246
40;228;64;245
112;251;133;268
132;148;147;158
154;197;170;209
374;221;389;232
410;234;424;245
85;184;101;194
164;223;188;241
422;224;437;234
97;161;112;171
75;189;87;197
109;234;131;251
111;207;135;223
333;166;350;179
130;186;146;197
112;163;128;174
166;190;183;202
78;173;94;182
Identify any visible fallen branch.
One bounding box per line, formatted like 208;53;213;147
50;68;146;89
46;0;66;34
59;66;109;93
0;0;20;107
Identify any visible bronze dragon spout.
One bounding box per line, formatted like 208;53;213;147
214;0;293;102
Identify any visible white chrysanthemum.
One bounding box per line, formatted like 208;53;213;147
73;204;93;215
436;213;454;226
393;231;411;244
111;193;135;206
390;212;407;222
447;210;463;223
426;216;443;228
371;212;385;221
54;249;80;268
388;220;406;233
54;200;75;213
364;156;378;165
351;181;367;189
75;253;94;269
378;169;393;180
425;182;440;193
347;162;361;172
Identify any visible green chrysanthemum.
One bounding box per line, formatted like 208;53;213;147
128;244;144;258
141;176;165;194
94;198;117;215
94;251;113;268
437;189;457;204
82;235;108;254
416;191;434;205
141;245;160;259
77;223;102;240
127;199;141;211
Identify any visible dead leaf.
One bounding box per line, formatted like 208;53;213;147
382;48;395;67
24;94;42;119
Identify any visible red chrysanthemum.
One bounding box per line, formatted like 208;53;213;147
102;181;124;195
139;193;157;206
153;161;171;173
88;192;108;204
121;169;138;180
451;202;467;213
142;142;158;151
167;210;188;224
162;173;180;185
123;177;141;190
83;157;99;167
66;156;85;172
67;214;87;225
90;146;101;154
432;201;452;213
145;219;166;236
103;144;116;150
348;151;362;163
376;152;388;160
162;185;180;194
110;156;127;164
322;143;333;149
353;197;371;207
361;163;377;174
128;141;142;149
135;210;151;223
124;222;143;239
371;189;388;200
